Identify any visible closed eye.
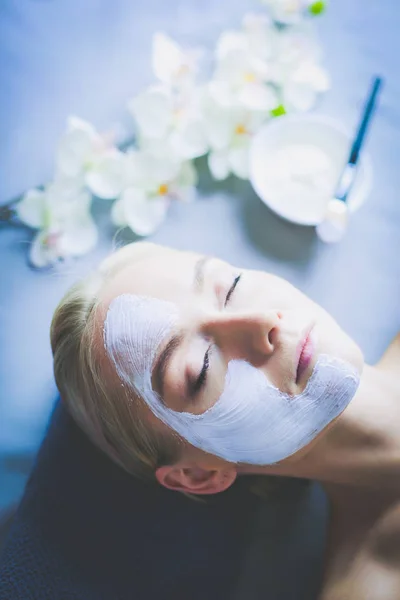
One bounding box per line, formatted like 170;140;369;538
191;345;211;395
225;274;242;307
191;273;242;396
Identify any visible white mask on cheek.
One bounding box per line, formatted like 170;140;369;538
104;294;360;465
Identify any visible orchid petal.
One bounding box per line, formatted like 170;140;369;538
121;148;181;190
170;119;209;159
178;185;197;203
57;127;95;178
261;0;305;25
123;150;144;187
243;12;273;33
60;214;98;256
206;81;236;108
208;150;230;180
215;31;248;59
43;187;92;230
247;109;271;131
277;23;322;67
110;197;124;228
153;33;182;83
113;188;168;236
16;189;46;229
238;83;278;111
66;116;98;137
177;161;199;189
29;230;61;268
297;62;331;91
282;62;328;112
64;189;93;217
202;102;234;150
229;145;250;179
129;86;172;139
85;152;127;199
152;33;195;86
283;79;317;112
244;16;278;62
215;48;269;87
48;176;86;202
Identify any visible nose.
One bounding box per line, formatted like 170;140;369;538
198;309;282;366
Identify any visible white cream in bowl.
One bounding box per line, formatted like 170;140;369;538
249;115;372;226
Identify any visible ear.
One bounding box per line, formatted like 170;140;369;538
155;465;237;495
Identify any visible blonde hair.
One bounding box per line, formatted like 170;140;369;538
50;242;182;481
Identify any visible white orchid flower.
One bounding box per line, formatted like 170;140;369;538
16;180;98;267
111;149;197;236
213;28;279;111
57;116;127;199
202;95;268;180
152;33;201;90
129;85;208;160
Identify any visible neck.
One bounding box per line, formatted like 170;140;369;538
238;364;400;492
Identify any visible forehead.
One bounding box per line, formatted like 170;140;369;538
101;246;204;309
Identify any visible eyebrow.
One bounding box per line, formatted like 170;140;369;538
152;333;184;399
193;255;211;293
152;255;211;399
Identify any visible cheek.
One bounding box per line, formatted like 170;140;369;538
314;308;364;372
189;350;227;415
248;272;311;310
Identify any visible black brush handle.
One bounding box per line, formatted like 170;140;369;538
348;76;383;165
336;75;383;202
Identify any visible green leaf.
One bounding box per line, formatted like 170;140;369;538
270;104;286;117
309;1;326;15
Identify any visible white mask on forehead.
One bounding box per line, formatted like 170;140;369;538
104;293;360;465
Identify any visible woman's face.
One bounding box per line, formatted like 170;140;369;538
102;244;364;463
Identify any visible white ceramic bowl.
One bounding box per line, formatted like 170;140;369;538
249;114;373;226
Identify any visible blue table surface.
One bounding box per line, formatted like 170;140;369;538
0;2;399;591
2;0;399;452
0;1;399;597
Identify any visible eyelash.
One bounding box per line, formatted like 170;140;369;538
192;273;242;395
224;274;241;307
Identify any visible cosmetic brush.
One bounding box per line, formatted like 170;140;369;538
316;75;383;243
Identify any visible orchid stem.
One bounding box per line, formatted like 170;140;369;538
0;200;18;223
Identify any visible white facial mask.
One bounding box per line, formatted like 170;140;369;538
104;294;360;465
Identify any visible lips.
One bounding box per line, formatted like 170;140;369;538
296;325;315;384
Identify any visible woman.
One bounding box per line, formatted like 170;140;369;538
51;241;400;600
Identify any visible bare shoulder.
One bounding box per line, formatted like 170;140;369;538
320;559;400;600
376;332;400;374
318;333;400;599
320;496;400;600
366;501;400;568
